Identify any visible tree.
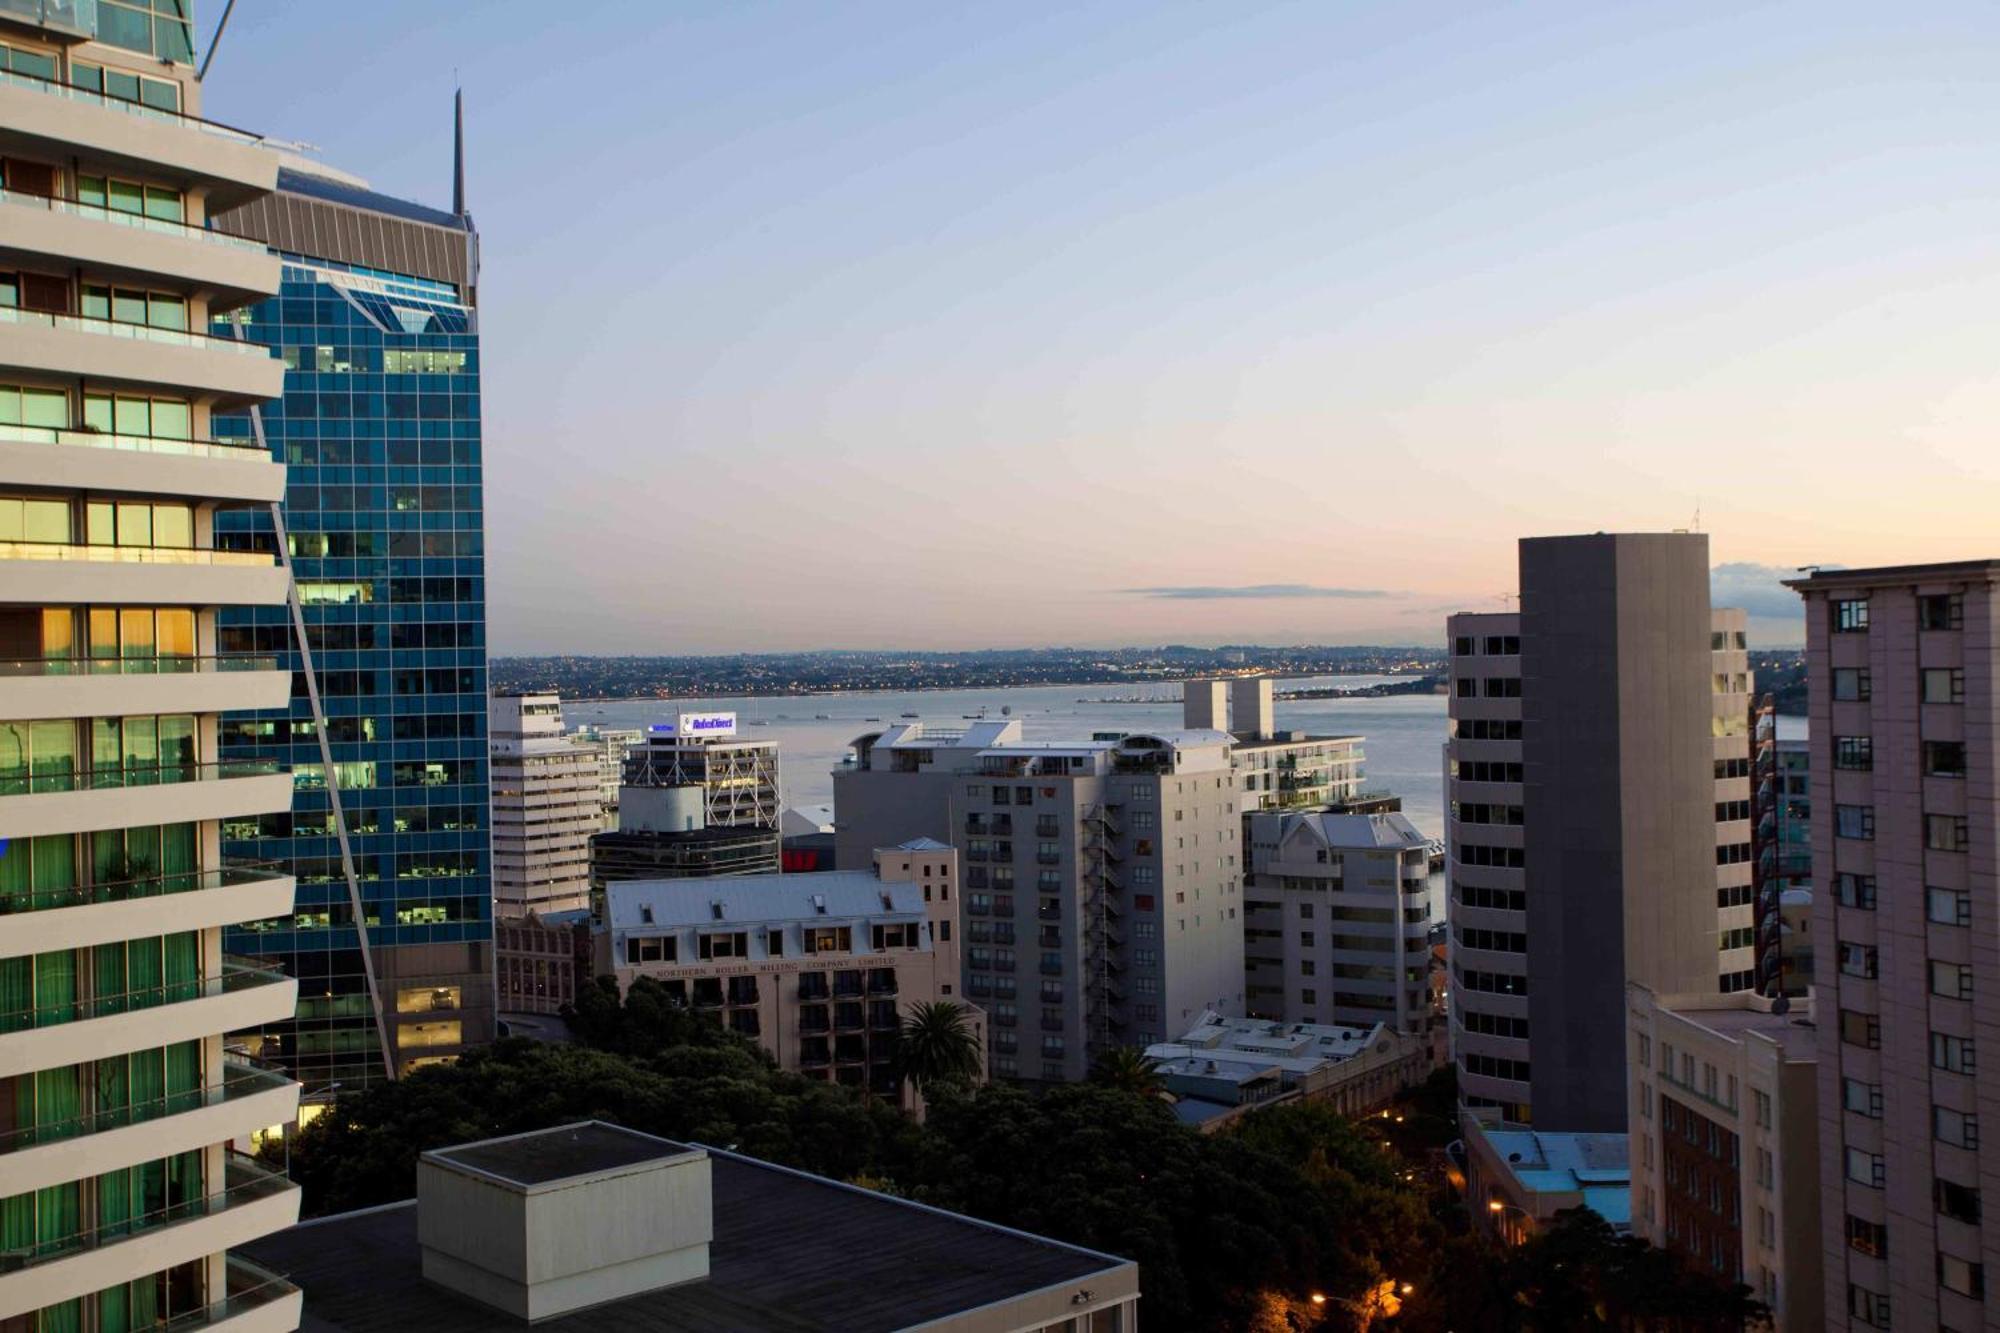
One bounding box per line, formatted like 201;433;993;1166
894;1000;983;1097
1090;1046;1164;1098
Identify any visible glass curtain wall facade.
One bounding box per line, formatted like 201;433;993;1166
209;170;491;1091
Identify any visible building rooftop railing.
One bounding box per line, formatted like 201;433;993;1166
0;184;269;252
0;63;266;146
158;1258;300;1333
0;653;277;677
0;540;276;567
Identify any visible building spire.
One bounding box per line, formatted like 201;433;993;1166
452;87;466;217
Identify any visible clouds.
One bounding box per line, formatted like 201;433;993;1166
1123;584;1394;601
1709;562;1813;620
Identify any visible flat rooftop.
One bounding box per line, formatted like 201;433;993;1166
428;1123;681;1188
1665;1001;1819;1060
245;1146;1130;1333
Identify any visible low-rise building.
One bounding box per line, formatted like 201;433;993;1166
1465;1123;1631;1246
495;908;590;1018
1147;1010;1432;1129
595;843;969;1102
1244;810;1438;1036
1625;985;1822;1331
242;1120;1141;1332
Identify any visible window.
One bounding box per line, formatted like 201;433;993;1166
1919;593;1964;631
1837;874;1877;909
80;283;187;331
1928;886;1971;927
1923;668;1966;704
1924;741;1967;777
1838;942;1878;979
1847;1283;1889;1328
1453;635;1474;656
1832;598;1870;633
1833;667;1872;701
1840;1009;1881;1049
1934;1105;1979;1150
1939;1254;1985;1300
1930;959;1974;1000
1932;1032;1976;1075
1835;805;1875;840
1845;1147;1885;1188
1843;1078;1884;1118
1927;814;1970;852
1834;736;1874;770
1846;1215;1889;1259
698;931;749;960
1935;1177;1981;1224
1752;1088;1771;1129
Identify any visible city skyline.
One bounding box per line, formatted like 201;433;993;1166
201;3;2000;652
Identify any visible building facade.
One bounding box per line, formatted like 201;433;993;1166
1243;809;1436;1036
489;692;599;917
1626;985;1823;1332
595;843;967;1102
1787;561;2000;1333
209;152;491;1089
0;7;305;1326
1146;1011;1432;1128
1445;533;1754;1131
570;722;641;828
835;719;1247;1082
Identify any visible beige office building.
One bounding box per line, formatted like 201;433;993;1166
1626;985;1822;1331
1787;562;1999;1333
488;692;600;916
0;6;304;1328
596;842;970;1102
1446;533;1754;1131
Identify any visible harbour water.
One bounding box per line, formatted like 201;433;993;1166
564;675;1451;832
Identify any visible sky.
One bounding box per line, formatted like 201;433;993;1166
204;2;2000;653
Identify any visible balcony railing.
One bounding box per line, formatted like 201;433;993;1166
0;419;268;460
0;1153;290;1273
0;860;286;917
0;304;275;357
0;63;267;145
0;654;277;678
0;1059;289;1155
0;758;283;798
158;1258;300;1333
0;959;289;1033
0;186;270;253
0;540;276;567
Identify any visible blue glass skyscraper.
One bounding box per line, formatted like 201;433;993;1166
209;137;491;1091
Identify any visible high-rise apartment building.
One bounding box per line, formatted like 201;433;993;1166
1445;533;1754;1131
1786;561;1998;1333
1243;809;1437;1035
835;719;1245;1082
489;692;599;916
0;6;305;1326
1625;984;1822;1331
209;141;491;1089
570;722;641;828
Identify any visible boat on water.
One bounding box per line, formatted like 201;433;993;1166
814;713;832;720
864;716;882;722
749;719;770;726
900;711;919;718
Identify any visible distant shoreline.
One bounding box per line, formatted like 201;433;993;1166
553;668;1438;707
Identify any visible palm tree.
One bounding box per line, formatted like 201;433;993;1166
895;1000;983;1098
1091;1046;1164;1098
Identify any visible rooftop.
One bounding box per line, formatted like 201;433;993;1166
1267;810;1431;852
1476;1125;1630;1204
1784;558;2000;592
1147;1010;1393;1074
277;166;468;231
243;1143;1131;1333
430;1122;690;1188
605;871;922;933
1660;998;1819;1060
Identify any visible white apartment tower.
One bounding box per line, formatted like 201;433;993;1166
0;7;304;1329
1445;533;1754;1131
489;692;601;916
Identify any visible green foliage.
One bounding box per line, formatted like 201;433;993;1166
895;999;982;1096
1089;1045;1165;1097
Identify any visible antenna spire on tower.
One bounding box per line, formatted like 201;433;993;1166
452;87;467;217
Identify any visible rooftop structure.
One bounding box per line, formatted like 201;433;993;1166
1465;1122;1631;1246
1147;1010;1432;1127
240;1120;1140;1332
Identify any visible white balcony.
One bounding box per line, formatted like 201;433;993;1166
0;763;290;840
0;962;297;1080
0;864;296;959
0;187;280;313
0;423;284;504
0;1062;298;1198
0;1155;300;1320
0;545;288;614
0;656;289;723
0;306;283;406
191;1259;305;1333
0;70;276;211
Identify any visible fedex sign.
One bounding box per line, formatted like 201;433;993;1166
676;711;737;739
